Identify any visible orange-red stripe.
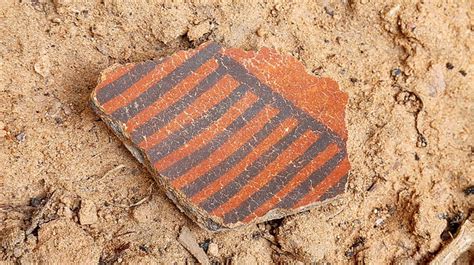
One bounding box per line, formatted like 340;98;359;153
212;130;319;217
242;143;340;222
125;59;219;133
101;48;202;114
154;92;259;172
95;64;135;91
191;118;299;204
139;75;240;150
171;106;280;189
293;157;350;208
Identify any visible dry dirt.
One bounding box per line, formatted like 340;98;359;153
0;0;473;264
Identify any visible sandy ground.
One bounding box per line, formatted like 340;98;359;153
0;0;473;264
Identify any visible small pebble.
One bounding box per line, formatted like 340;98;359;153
63;104;72;115
187;20;211;42
16;132;26;142
459;70;467;76
391;68;401;76
256;27;267;37
374;218;384;227
30;196;44;207
446;62;454;70
79;199;98;225
51;17;62;24
386;4;401;18
324;6;334;17
13;247;23;258
437;213;448;219
33;58;50;78
427;64;446;96
207;242;219;257
62;206;73;219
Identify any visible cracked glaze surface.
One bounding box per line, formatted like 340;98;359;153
91;42;350;229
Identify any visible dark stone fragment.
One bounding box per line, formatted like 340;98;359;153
414;153;420;160
324;6;334;17
463;186;474;195
391;68;401;76
139;244;151;253
345;236;366;258
30;196;46;207
199;239;211;252
440;212;464;241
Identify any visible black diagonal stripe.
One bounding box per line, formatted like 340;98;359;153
318;174;348;201
217;54;345;147
199;123;309;212
147;84;249;164
111;42;222;123
275;150;346;209
96;60;158;104
182;111;289;198
130;66;226;144
222;133;332;224
163;100;266;180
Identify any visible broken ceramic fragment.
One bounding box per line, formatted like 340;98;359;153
90;42;350;231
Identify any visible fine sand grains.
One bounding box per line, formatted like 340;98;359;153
0;1;472;263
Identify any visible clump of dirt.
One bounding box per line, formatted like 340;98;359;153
0;1;472;263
